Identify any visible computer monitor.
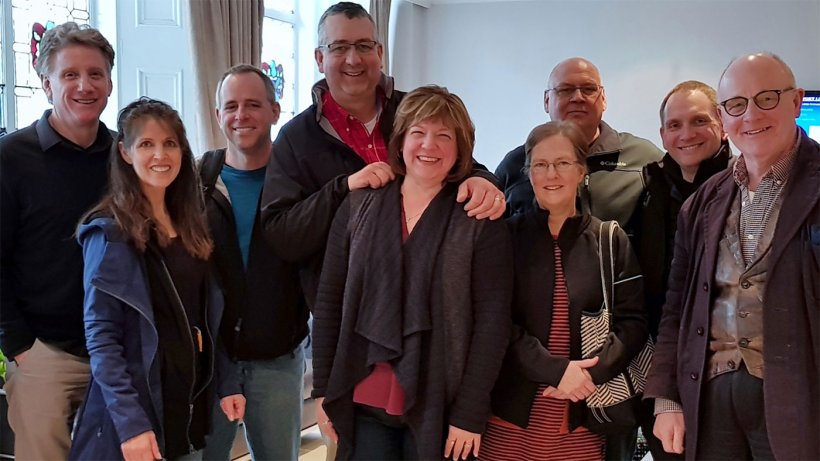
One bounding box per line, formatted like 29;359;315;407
797;90;820;142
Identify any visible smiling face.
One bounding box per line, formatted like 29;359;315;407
217;71;280;159
401;118;459;186
41;44;112;134
315;14;383;109
119;117;182;199
661;89;725;176
545;58;606;141
717;54;803;160
528;134;585;212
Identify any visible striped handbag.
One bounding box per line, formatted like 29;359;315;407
580;220;654;435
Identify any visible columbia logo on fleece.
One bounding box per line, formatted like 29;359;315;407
587;152;630;172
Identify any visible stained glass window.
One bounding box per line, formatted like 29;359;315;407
2;0;91;129
262;59;285;102
262;15;296;138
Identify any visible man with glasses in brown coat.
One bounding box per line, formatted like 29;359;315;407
645;52;820;461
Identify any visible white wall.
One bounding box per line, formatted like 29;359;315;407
391;0;820;170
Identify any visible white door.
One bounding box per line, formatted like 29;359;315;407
112;0;200;153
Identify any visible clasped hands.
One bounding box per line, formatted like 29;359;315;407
542;356;599;402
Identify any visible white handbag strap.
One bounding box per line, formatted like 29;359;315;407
597;220;617;323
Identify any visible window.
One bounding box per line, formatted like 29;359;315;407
0;0;92;132
261;0;368;139
262;0;297;139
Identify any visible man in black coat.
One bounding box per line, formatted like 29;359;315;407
632;80;732;461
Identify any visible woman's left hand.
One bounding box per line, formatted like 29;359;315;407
457;177;505;220
443;425;481;460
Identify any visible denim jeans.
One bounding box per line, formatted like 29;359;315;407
203;342;305;461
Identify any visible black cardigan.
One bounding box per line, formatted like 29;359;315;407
490;208;647;430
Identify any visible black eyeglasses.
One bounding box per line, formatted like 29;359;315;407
719;87;795;117
318;40;378;56
546;85;603;99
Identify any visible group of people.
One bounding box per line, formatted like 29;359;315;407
1;2;818;461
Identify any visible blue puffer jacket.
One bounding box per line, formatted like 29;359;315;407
69;217;234;460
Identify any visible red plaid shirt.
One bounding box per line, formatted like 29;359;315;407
321;91;387;164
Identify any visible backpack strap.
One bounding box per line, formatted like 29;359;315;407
198;149;226;196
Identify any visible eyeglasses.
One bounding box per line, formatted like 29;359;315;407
527;160;580;175
719;87;795;117
546;85;603;99
318;40;379;56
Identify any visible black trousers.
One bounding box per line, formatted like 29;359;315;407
351;404;419;461
698;364;775;460
605;427;638;461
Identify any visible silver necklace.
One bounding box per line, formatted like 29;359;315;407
405;210;423;223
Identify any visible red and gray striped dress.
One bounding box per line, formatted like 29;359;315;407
481;240;605;461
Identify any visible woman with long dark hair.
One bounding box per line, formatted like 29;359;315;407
69;98;240;461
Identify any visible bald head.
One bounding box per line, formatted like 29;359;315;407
718;52;795;95
544;57;607;143
548;57;602;89
717;52;802;162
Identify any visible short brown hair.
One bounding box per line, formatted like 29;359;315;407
523;121;589;172
659;80;717;124
388;85;475;183
36;22;115;76
215;64;277;108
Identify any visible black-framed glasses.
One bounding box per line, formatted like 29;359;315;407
318;40;379;56
719;87;795;117
527;160;580;175
546;85;603;99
